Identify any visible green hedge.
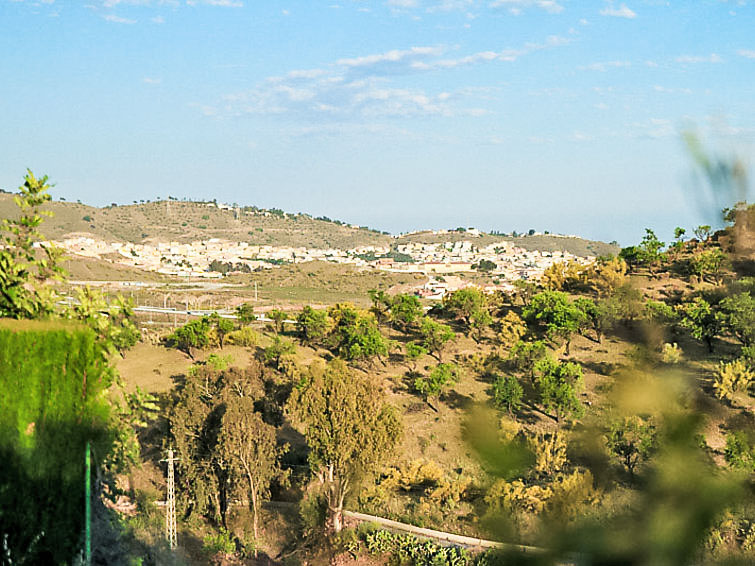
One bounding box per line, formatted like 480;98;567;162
0;319;113;564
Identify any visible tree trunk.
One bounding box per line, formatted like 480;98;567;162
324;468;348;533
245;468;259;557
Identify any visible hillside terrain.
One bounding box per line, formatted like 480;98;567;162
0;193;390;248
0;193;617;257
105;206;755;566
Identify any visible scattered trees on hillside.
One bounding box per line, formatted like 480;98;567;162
288;360;401;532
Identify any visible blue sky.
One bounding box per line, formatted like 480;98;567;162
1;0;753;245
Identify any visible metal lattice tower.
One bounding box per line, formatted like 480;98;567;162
163;448;178;550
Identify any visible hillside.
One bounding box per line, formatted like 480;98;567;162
0;194;618;257
0;194;391;249
396;230;619;257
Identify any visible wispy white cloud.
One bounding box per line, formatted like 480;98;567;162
489;0;564;15
412;35;570;70
337;46;445;69
103;13;136;23
599;2;636;19
675;53;723;64
187;0;244;6
387;0;419;7
737;49;755;59
579;60;631;71
143;77;161;84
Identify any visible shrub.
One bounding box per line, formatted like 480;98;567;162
203;527;236;556
713;359;754;400
530;431;568;476
498;417;522;443
492;375;523;415
661;342;683;364
724;431;755;471
227;326;259;347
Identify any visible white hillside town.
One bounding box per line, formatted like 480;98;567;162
55;229;596;297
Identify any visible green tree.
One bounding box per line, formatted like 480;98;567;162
269;308;287;334
219;396;287;550
524;291;586;354
210;312;234;349
689;248;727;284
296;305;331;345
404;342;427;372
419;316;455;362
168;316;212;358
413;363;462;407
443;287;488;327
694;224;712;242
606;416;656;479
533;357;584;423
0;170;64;319
170;362;271;525
718;292;755;346
68;286;140;354
507;339;548;376
723;431;755;471
389;293;424;330
288;360;401;532
679;296;721;352
368;289;392;326
474;259;497;272
263;335;297;369
498;310;527;349
492;375;524;416
639;228;665;272
235;302;257;325
328;303;388;363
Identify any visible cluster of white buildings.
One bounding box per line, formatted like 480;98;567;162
55;234;595;287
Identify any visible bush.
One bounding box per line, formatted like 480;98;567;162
713;359;754;401
530;431;568;476
661;342;683;364
226;326;259;347
203;527;236;556
492;375;523;415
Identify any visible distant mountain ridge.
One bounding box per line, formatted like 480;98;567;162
0;194;619;257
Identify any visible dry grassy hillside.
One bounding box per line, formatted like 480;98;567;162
0;193;391;248
1;193;618;256
395;231;619;257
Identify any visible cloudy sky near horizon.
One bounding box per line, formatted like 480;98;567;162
1;0;753;244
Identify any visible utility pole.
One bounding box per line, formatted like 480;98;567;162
254;281;258;302
162;448;179;550
85;442;91;566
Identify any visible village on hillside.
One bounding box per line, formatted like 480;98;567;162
54;230;595;296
